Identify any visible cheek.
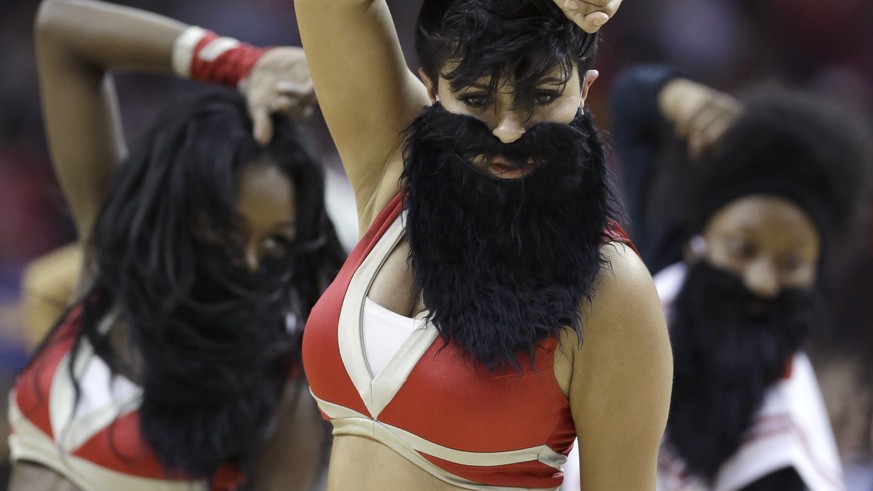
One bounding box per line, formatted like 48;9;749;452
701;238;743;271
704;252;746;279
547;100;581;125
438;95;477;119
541;81;585;120
785;263;818;289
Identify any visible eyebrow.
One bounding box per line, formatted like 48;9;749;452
451;82;491;93
451;77;567;95
273;221;297;231
537;77;567;86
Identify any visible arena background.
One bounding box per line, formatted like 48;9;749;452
0;0;871;488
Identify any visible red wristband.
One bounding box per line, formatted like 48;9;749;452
175;28;268;88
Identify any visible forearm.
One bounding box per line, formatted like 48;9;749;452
35;0;183;76
610;65;679;179
294;0;428;229
609;65;679;252
34;0;188;237
36;0;285;237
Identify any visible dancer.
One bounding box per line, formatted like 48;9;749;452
8;1;344;490
296;0;672;489
611;65;871;490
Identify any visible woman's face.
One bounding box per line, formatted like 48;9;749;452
420;65;598;179
234;162;297;270
699;195;820;298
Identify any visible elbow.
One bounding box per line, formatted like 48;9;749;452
35;0;92;42
34;0;70;45
294;0;377;7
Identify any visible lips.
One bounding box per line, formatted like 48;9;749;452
484;155;536;179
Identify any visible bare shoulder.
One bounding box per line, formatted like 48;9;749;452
573;241;672;388
565;242;673;489
556;241;666;353
585;241;666;340
557;241;671;387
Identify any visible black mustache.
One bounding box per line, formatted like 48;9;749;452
400;102;613;369
415;103;590;170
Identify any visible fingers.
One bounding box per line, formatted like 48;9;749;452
685;98;742;159
277;80;314;99
276;94;316;119
276;80;317;118
687;111;734;159
250;81;318;144
558;0;622;33
251;105;273;146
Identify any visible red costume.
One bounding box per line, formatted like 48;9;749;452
304;194;632;489
9;306;243;491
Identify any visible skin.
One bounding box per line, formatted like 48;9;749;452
658;78;743;160
13;1;325;489
235;162;298;270
19;243;83;349
295;1;672;489
696;195;820;298
419;67;598;179
656;78;820;295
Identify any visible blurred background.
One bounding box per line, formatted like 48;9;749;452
0;0;871;487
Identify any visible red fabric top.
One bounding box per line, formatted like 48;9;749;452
303;194;636;488
13;305;244;491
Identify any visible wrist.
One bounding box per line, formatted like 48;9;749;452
657;78;693;124
172;26;269;88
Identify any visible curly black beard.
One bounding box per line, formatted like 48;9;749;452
81;244;298;481
666;260;813;482
401;103;614;369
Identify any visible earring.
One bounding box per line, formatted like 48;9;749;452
688;235;707;258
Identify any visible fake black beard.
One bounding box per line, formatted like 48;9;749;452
127;249;297;479
666;260;812;482
401;103;613;369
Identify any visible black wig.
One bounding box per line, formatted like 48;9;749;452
43;89;343;479
688;87;873;271
415;0;598;110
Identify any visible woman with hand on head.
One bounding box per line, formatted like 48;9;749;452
295;0;672;489
611;66;871;491
8;1;345;490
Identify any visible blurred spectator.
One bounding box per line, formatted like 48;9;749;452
0;2;871;488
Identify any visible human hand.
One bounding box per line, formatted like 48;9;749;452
553;0;622;33
658;78;742;159
243;46;317;145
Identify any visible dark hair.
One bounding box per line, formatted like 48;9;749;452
415;0;598;110
40;89;344;478
689;87;873;267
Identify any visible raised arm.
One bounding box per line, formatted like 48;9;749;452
293;0;430;231
571;244;673;490
35;0;313;240
35;0;184;239
610;66;742;274
658;76;742;160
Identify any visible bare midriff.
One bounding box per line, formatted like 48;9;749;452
9;461;84;491
326;435;470;491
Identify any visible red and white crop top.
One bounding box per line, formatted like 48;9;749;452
9;305;244;491
303;194;596;490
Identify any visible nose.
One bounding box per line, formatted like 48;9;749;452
491;109;526;144
743;260;780;299
244;245;260;271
